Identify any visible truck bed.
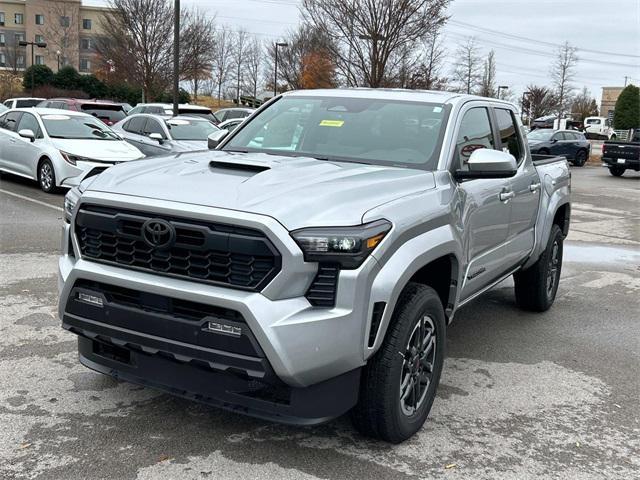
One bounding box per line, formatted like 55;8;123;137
531;154;568;166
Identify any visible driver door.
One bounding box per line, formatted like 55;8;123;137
454;105;514;301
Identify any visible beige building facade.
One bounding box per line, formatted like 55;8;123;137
600;86;624;121
0;0;110;74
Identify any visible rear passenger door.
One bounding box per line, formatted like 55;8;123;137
121;116;150;153
8;112;44;178
0;111;23;172
494;107;539;261
454;104;514;300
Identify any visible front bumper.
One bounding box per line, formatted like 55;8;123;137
59;192;381;394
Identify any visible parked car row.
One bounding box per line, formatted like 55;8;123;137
0;96;256;192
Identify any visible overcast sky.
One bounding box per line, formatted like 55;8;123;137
88;0;640;103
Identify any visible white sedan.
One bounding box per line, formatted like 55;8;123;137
0;108;144;193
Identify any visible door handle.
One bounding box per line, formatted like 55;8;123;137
499;190;516;202
529;182;541;192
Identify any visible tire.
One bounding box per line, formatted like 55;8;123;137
514;224;563;312
574;149;588;167
38;158;57;193
351;283;446;443
609;166;625;177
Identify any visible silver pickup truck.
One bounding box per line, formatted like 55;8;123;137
58;89;571;443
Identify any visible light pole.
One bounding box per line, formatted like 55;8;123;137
56;50;61;71
273;42;288;97
497;85;508;100
173;0;180;116
19;39;47;94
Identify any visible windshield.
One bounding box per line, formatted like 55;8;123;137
166;118;218;140
42;114;120;140
527;130;554;141
224;96;449;169
16;99;42;108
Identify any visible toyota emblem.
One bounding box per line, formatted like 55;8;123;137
141;219;175;249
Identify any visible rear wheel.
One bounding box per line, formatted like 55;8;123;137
38;158;57;193
574;149;588;167
351;283;445;443
609;165;625;177
514;224;563;312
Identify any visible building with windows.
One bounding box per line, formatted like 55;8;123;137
600;86;625;122
0;0;110;73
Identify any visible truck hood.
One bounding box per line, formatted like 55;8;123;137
85;150;436;230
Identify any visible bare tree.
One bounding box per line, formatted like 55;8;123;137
231;29;249;103
37;2;80;68
98;0;174;101
522;84;559;122
479;49;496;97
451;37;482;94
410;31;446;90
570;87;599;122
211;26;233;101
302;0;450;88
181;9;216;101
550;41;578;119
243;37;263;100
266;24;336;92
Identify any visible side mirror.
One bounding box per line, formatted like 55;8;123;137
18;129;35;142
208;129;229;149
149;132;164;144
455;149;517;180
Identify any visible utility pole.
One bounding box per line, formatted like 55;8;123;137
521;91;531;124
624;76;629;86
173;0;180;116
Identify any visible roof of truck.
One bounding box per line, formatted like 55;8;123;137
282;88;516;107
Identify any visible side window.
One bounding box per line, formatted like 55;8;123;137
553;132;566;141
217;111;228;122
143;119;167;138
1;111;22;131
4;100;12;108
124;116;146;134
17;113;41;137
455;107;495;169
494;108;523;163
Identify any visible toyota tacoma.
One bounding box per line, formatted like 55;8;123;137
59;89;571;443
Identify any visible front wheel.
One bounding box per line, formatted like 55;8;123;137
514;224;563;312
351;283;446;443
38;159;57;193
609;165;625;177
574;149;588;167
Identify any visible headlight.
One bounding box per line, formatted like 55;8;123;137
64;187;81;222
60;150;92;166
291;220;391;269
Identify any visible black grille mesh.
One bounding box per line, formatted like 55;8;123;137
75;205;281;291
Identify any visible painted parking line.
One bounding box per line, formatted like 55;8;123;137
0;188;63;212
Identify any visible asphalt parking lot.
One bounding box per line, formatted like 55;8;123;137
1;166;638;479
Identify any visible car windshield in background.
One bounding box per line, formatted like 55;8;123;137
585;119;601;124
166;118;218;140
527;130;554;141
224;96;449;169
80;105;126;124
42;114;120;140
16;99;42;108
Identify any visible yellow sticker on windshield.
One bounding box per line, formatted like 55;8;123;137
319;120;344;127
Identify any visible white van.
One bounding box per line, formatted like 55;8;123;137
584;116;616;140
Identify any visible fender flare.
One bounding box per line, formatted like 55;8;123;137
365;224;462;359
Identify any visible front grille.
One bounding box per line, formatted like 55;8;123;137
305;263;339;307
75;205;281;291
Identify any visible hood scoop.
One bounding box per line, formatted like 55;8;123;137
209;159;270;173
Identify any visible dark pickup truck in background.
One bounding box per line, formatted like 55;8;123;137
602;129;640;177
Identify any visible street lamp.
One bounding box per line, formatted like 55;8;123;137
274;42;288;97
19;39;47;94
56;50;61;71
497;85;509;100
